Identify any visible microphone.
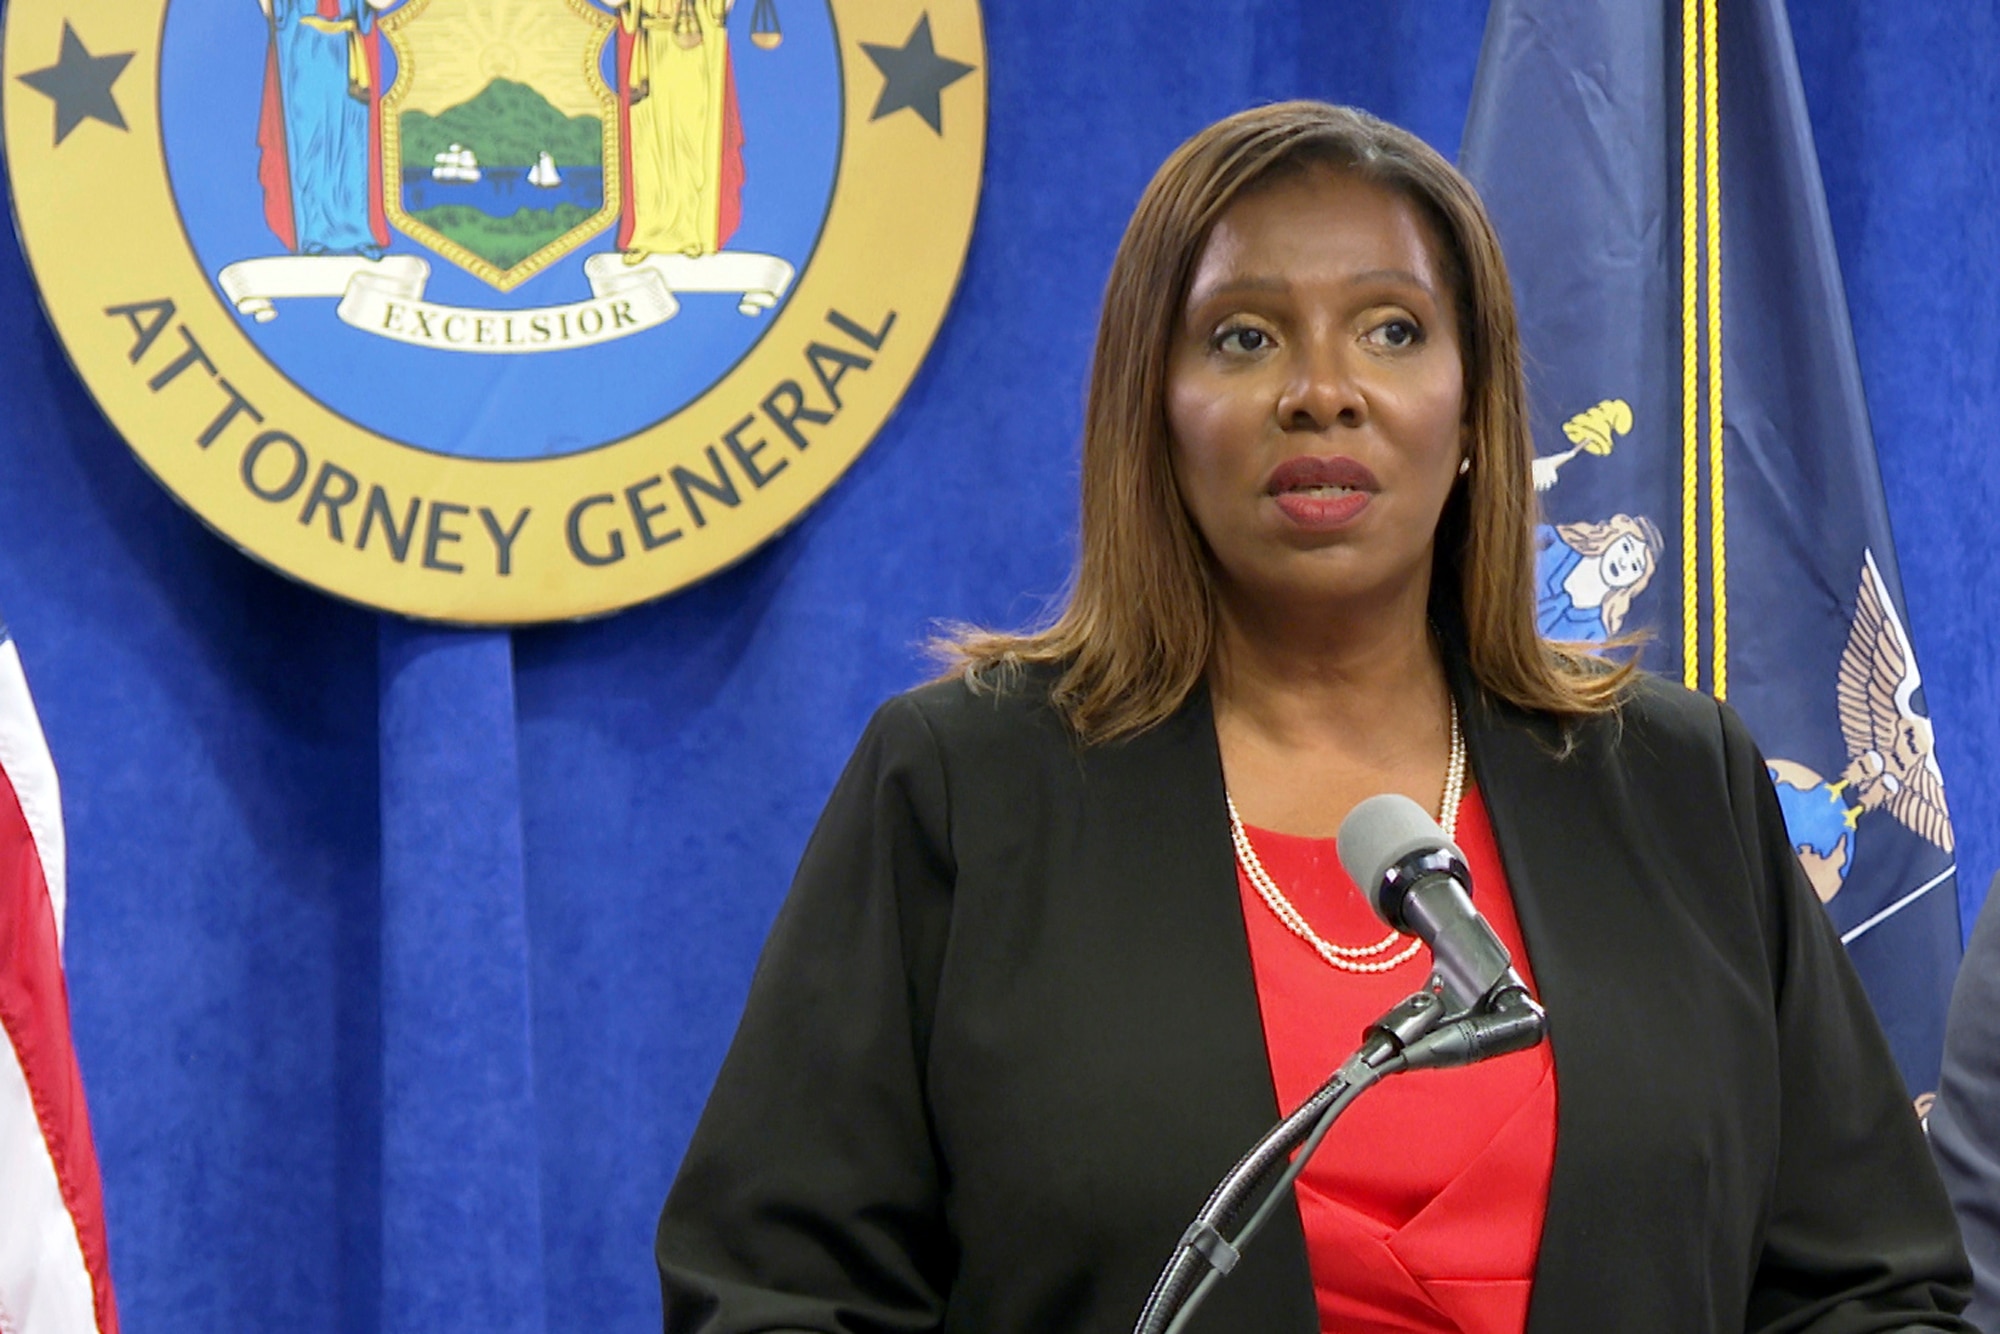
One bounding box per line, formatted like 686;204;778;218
1132;794;1549;1334
1336;793;1532;1016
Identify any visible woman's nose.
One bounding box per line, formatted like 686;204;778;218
1275;341;1365;432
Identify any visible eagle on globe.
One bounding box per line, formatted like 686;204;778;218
1834;548;1953;855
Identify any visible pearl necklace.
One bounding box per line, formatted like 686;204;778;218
1227;696;1465;975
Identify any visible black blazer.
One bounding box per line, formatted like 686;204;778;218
657;666;1972;1333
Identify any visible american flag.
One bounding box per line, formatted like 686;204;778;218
0;616;116;1333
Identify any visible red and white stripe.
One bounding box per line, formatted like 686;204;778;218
0;632;115;1334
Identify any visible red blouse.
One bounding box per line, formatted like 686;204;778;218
1235;785;1556;1334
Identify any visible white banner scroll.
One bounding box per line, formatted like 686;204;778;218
217;254;432;324
211;250;798;354
581;251;797;318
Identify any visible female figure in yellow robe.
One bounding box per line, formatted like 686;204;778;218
612;0;747;261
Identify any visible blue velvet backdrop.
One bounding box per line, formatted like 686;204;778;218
0;4;1995;1331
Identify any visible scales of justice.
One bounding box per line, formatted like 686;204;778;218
656;0;782;49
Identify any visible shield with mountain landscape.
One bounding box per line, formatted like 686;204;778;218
381;0;619;291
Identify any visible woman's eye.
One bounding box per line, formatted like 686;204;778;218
1214;326;1272;354
1369;318;1422;349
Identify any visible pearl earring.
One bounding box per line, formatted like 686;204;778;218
1457;457;1471;476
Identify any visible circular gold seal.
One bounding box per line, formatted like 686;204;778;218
4;0;985;623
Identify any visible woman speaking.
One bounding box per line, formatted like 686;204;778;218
654;102;1972;1333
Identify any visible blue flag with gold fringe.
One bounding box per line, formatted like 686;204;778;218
1459;0;1962;1097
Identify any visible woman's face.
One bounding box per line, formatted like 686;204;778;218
1166;166;1466;630
1601;532;1649;589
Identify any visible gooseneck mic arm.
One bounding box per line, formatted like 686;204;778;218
1132;795;1547;1334
1129;991;1450;1334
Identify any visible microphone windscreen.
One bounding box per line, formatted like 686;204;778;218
1337;793;1468;925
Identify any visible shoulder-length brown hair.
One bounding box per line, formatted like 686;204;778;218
938;101;1634;741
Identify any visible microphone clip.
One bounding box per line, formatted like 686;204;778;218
1396;988;1547;1072
1358;988;1448;1068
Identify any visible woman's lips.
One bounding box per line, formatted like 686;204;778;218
1266;456;1378;530
1273;490;1372;527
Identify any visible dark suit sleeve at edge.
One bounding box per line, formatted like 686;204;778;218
1929;887;2000;1332
1712;701;1975;1334
656;694;957;1334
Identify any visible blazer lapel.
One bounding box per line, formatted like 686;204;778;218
1457;689;1609;1333
1101;683;1322;1334
1458;680;1725;1333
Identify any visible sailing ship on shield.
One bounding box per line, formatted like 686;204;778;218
223;0;795;348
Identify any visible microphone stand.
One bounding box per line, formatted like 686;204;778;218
1130;983;1546;1334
